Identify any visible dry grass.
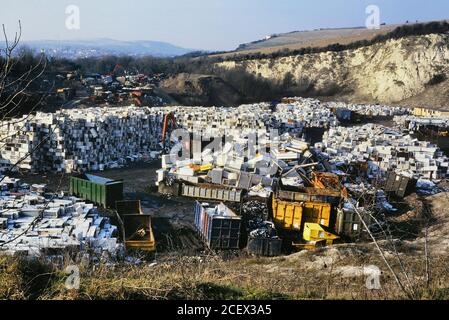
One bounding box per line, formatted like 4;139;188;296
209;26;397;59
2;245;449;300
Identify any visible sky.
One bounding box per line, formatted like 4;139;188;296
1;0;449;51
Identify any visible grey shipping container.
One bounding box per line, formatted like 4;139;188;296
335;208;371;239
194;201;242;250
247;237;282;257
183;184;243;203
384;171;416;198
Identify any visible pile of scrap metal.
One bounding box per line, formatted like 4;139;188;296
243;201;282;257
157;134;374;253
154;98;445;254
159;134;374;252
0;176;121;260
157;141;279;202
156;134;323;201
188;163;374;254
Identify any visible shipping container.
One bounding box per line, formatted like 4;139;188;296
384;171;416;198
183;184;243;203
335;208;371;239
122;214;156;252
194;201;242;250
69;174;123;208
247;237;282;257
272;198;332;232
277;187;341;205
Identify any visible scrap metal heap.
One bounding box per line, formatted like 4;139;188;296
0;176;120;258
316;124;449;180
156;98;449;253
2;97;448;256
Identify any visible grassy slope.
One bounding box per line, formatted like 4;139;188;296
2;246;449;300
210;25;398;59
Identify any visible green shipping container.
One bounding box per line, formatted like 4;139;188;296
69;174;123;208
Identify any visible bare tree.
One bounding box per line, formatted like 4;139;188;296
0;21;49;179
0;21;47;120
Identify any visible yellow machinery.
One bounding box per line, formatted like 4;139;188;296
189;163;214;172
303;223;339;245
292;223;339;250
272;197;339;250
272;198;332;230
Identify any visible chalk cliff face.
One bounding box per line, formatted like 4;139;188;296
217;34;449;107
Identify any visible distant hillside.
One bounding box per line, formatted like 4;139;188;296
235;25;397;52
20;39;194;58
210;22;436;58
216;33;449;109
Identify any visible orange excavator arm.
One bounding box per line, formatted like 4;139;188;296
162;112;175;151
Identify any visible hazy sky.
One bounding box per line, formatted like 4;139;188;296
1;0;448;51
